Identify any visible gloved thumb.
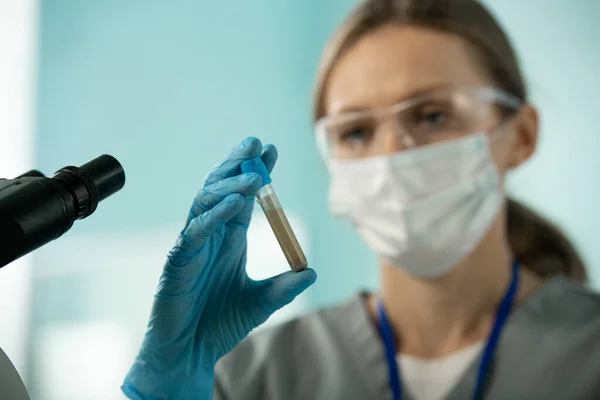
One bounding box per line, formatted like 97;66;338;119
256;268;317;315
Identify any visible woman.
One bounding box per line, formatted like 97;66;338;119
122;0;599;399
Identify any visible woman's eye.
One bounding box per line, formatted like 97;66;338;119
420;110;449;127
335;126;373;146
342;128;369;142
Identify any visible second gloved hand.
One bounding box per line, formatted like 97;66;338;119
122;137;317;400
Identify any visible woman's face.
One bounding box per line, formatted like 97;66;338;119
323;24;538;174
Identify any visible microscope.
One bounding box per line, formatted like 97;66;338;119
0;154;125;399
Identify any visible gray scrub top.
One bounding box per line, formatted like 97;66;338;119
215;277;600;399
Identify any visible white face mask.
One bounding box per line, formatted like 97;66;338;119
327;132;503;278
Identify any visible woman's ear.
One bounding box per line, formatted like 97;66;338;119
507;104;539;168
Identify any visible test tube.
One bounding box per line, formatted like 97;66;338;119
241;157;308;272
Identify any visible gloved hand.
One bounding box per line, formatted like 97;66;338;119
121;137;317;400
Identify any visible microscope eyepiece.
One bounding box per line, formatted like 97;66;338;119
0;154;125;268
52;155;125;219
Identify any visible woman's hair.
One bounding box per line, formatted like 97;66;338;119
313;0;587;282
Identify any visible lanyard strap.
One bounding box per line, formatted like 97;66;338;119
377;260;520;400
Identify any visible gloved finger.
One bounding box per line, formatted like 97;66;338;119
255;268;318;315
227;192;257;227
186;173;262;226
180;193;246;252
203;137;263;187
120;385;145;400
261;144;278;174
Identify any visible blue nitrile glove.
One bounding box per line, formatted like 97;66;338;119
121;137;317;400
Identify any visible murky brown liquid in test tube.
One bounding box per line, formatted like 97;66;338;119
253;178;308;272
264;207;308;272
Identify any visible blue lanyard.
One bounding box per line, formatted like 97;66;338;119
377;260;520;400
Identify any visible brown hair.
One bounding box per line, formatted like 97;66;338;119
313;0;587;282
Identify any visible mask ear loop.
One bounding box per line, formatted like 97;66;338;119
485;105;523;195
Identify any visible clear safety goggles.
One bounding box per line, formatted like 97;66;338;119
315;86;521;160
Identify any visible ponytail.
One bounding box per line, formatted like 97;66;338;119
507;198;587;283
